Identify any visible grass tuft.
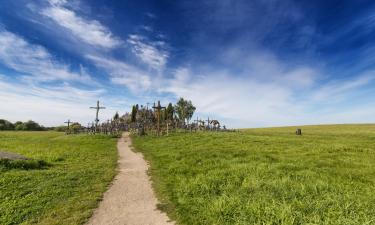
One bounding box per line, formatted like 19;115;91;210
0;158;49;171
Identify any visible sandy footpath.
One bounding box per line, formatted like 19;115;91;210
86;132;174;225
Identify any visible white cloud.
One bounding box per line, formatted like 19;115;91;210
41;0;121;49
0;77;119;126
311;72;375;102
163;68;300;127
48;0;67;6
86;54;152;92
127;34;169;70
162;65;375;128
0;30;91;82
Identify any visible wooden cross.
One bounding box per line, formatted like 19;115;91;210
90;100;106;128
64;119;71;129
152;100;165;136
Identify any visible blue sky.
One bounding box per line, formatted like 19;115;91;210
1;0;375;128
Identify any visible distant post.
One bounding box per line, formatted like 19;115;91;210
296;128;302;135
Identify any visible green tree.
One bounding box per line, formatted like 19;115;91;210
0;119;14;130
174;98;196;124
23;120;44;131
70;122;82;134
165;103;174;121
14;121;25;131
131;104;139;122
113;111;119;121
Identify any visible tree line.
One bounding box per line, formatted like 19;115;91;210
0;119;46;131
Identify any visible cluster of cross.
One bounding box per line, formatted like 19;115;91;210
85;119;127;135
64;100;236;136
130;101;234;136
192;117;225;131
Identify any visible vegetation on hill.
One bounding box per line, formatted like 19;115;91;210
132;124;375;224
0;119;46;131
129;98;196;125
0;132;118;225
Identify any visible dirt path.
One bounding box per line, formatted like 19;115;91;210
87;133;174;225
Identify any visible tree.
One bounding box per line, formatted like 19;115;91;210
113;111;119;121
131;105;138;122
165;103;174;121
174;98;196;124
70;122;82;134
23;120;44;131
0;119;14;130
15;123;25;131
13;120;44;131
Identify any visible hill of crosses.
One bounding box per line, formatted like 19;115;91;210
67;98;234;136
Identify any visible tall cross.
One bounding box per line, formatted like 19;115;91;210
90;100;106;127
152;101;165;136
64;119;71;129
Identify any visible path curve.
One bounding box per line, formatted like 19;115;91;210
87;132;174;225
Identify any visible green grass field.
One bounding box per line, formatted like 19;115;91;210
132;124;375;225
0;132;118;225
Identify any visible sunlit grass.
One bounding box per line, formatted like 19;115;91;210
0;131;118;225
132;124;375;225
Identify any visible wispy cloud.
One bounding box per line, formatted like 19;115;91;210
163;67;301;127
0;30;91;83
127;34;169;70
41;0;122;49
311;72;375;102
162;62;375;128
0;76;112;125
86;54;152;92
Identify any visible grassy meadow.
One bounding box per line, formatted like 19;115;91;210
132;124;375;225
0;132;118;225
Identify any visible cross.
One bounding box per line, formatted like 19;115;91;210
194;117;200;124
152;100;165;136
64;119;71;129
206;117;210;129
90;100;106;128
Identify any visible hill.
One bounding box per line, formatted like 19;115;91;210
132;124;375;224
